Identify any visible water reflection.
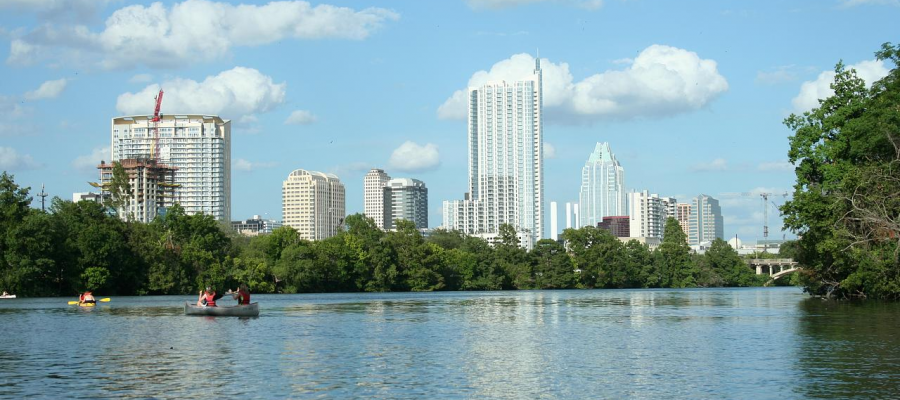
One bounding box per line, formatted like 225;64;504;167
795;299;900;398
3;289;900;398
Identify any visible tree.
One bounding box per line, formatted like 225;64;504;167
782;42;900;299
107;162;133;220
657;217;696;288
704;238;756;287
530;239;576;289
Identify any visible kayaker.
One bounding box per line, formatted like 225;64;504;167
79;291;96;305
197;287;223;307
231;283;251;305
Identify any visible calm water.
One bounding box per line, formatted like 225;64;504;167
1;288;899;399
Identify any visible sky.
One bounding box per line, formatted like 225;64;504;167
0;0;898;244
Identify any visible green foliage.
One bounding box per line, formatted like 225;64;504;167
781;42;900;299
657;218;697;288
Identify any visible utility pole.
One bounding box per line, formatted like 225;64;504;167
761;193;770;253
38;183;48;212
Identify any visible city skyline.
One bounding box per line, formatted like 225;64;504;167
1;1;897;243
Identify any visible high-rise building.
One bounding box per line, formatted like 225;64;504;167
628;190;676;239
550;201;558;241
443;56;544;248
598;216;630;238
689;194;724;245
676;203;691;238
111;114;231;221
282;169;345;241
98;159;177;223
579;142;627;227
384;178;428;230
364;168;391;229
566;202;573;229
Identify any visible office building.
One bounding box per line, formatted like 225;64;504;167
231;215;282;236
442;57;544;248
689;194;724;245
364;168;391;229
97;159;177;223
111;114;231;221
384;178;428;230
676;203;691;238
282;169;345;241
73;192;103;203
598;216;630;237
579;142;627;227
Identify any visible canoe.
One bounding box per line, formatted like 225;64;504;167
184;302;259;317
0;294;15;299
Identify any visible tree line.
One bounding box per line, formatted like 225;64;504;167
0;172;769;297
781;42;900;299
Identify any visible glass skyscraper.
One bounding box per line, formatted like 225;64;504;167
579;142;626;227
689;194;724;245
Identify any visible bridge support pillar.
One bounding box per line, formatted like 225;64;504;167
756;265;762;275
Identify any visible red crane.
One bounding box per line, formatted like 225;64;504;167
150;89;164;162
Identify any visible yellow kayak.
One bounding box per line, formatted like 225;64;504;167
78;302;96;307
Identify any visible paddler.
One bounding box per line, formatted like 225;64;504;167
79;290;96;305
197;286;223;307
231;283;251;305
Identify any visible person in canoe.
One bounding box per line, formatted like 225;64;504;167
230;283;251;305
197;286;223;307
79;291;96;305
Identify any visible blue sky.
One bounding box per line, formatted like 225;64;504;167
1;0;897;244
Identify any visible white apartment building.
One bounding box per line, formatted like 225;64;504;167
384;178;428;230
579;142;627;227
363;168;391;229
443;57;544;248
111;114;230;221
628;190;677;239
282;169;345;241
689;194;724;245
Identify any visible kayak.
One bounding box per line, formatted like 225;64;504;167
0;294;15;299
184;302;259;317
78;302;96;307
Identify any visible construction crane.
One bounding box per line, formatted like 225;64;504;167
760;192;789;253
721;191;789;252
150;89;164;162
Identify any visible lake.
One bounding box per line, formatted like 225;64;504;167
1;287;898;399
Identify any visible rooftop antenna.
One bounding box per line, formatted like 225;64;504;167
38;183;48;212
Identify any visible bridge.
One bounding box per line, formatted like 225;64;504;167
747;258;799;276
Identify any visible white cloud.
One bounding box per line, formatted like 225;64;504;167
438;45;728;122
72;146;110;172
285;110;317;125
690;158;727;172
544;142;557;159
129;74;153;84
467;0;603;10
758;160;793;172
116;67;285;119
791;59;889;112
0;146;41;170
388;141;440;172
24;78;67;100
233;158;277;172
7;0;399;69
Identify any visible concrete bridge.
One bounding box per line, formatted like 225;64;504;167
747;258;799;276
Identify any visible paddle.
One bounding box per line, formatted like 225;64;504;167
67;298;110;305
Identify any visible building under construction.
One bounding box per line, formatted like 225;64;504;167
96;159;178;223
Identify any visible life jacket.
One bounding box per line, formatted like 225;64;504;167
237;289;250;305
204;292;217;307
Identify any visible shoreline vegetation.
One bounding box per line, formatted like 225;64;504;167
2;42;897;300
0;172;778;298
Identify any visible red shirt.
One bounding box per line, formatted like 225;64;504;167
237;289;250;305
